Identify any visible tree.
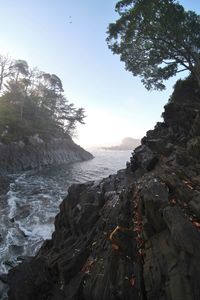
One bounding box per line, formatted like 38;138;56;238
11;59;29;83
0;54;86;141
107;0;200;90
0;55;13;93
4;79;27;119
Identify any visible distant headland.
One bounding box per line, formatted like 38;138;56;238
102;137;141;151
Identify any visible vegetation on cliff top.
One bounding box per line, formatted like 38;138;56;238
107;0;200;90
0;55;85;143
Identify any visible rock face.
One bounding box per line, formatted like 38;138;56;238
7;85;200;299
0;135;93;173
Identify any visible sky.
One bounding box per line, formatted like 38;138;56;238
0;0;200;148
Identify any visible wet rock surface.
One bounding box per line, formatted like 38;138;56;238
0;176;10;195
0;136;93;173
7;88;200;299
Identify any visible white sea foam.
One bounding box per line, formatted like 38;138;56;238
7;192;19;219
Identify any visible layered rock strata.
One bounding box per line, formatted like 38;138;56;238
0;136;93;173
8;92;200;299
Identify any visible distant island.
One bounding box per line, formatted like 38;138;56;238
102;137;141;151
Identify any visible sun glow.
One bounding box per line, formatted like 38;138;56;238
75;107;141;148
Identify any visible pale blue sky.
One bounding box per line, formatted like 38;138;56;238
0;0;200;147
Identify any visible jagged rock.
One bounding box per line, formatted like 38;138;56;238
187;137;200;159
189;194;200;217
131;145;158;172
0;273;8;284
8;170;143;300
7;80;200;299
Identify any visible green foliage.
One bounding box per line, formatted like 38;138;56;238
107;0;200;90
0;56;85;143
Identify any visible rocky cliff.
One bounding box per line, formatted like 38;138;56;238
0;135;93;173
7;79;200;300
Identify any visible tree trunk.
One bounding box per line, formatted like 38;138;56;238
193;71;200;90
0;66;5;92
192;57;200;90
20;98;25;120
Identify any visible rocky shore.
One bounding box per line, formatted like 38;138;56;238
0;135;93;173
7;81;200;299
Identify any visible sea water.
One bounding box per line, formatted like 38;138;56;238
0;149;132;272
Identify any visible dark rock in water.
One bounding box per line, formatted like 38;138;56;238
14;205;31;221
4;261;15;269
0;281;8;300
0;136;93;173
7;80;200;299
0;273;8;284
0;176;10;195
9;245;24;256
0;234;3;243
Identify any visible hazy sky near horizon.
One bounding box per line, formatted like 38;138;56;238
0;0;200;147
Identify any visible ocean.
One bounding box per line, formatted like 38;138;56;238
0;149;132;272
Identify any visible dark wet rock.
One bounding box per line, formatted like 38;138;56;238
131;145;159;172
0;280;8;300
0;273;8;284
8;171;143;300
187;137;200;159
7;80;200;299
14;205;31;221
0;136;93;173
0;176;10;195
4;261;15;269
9;245;24;256
0;234;3;243
189;194;200;217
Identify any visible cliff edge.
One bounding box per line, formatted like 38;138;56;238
0;135;93;173
7;78;200;300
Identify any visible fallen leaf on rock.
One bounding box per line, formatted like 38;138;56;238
129;276;136;287
112;243;119;251
109;226;120;241
81;258;96;273
133;226;142;233
138;249;145;258
192;221;200;229
187;184;194;190
170;198;177;204
182;180;194;189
